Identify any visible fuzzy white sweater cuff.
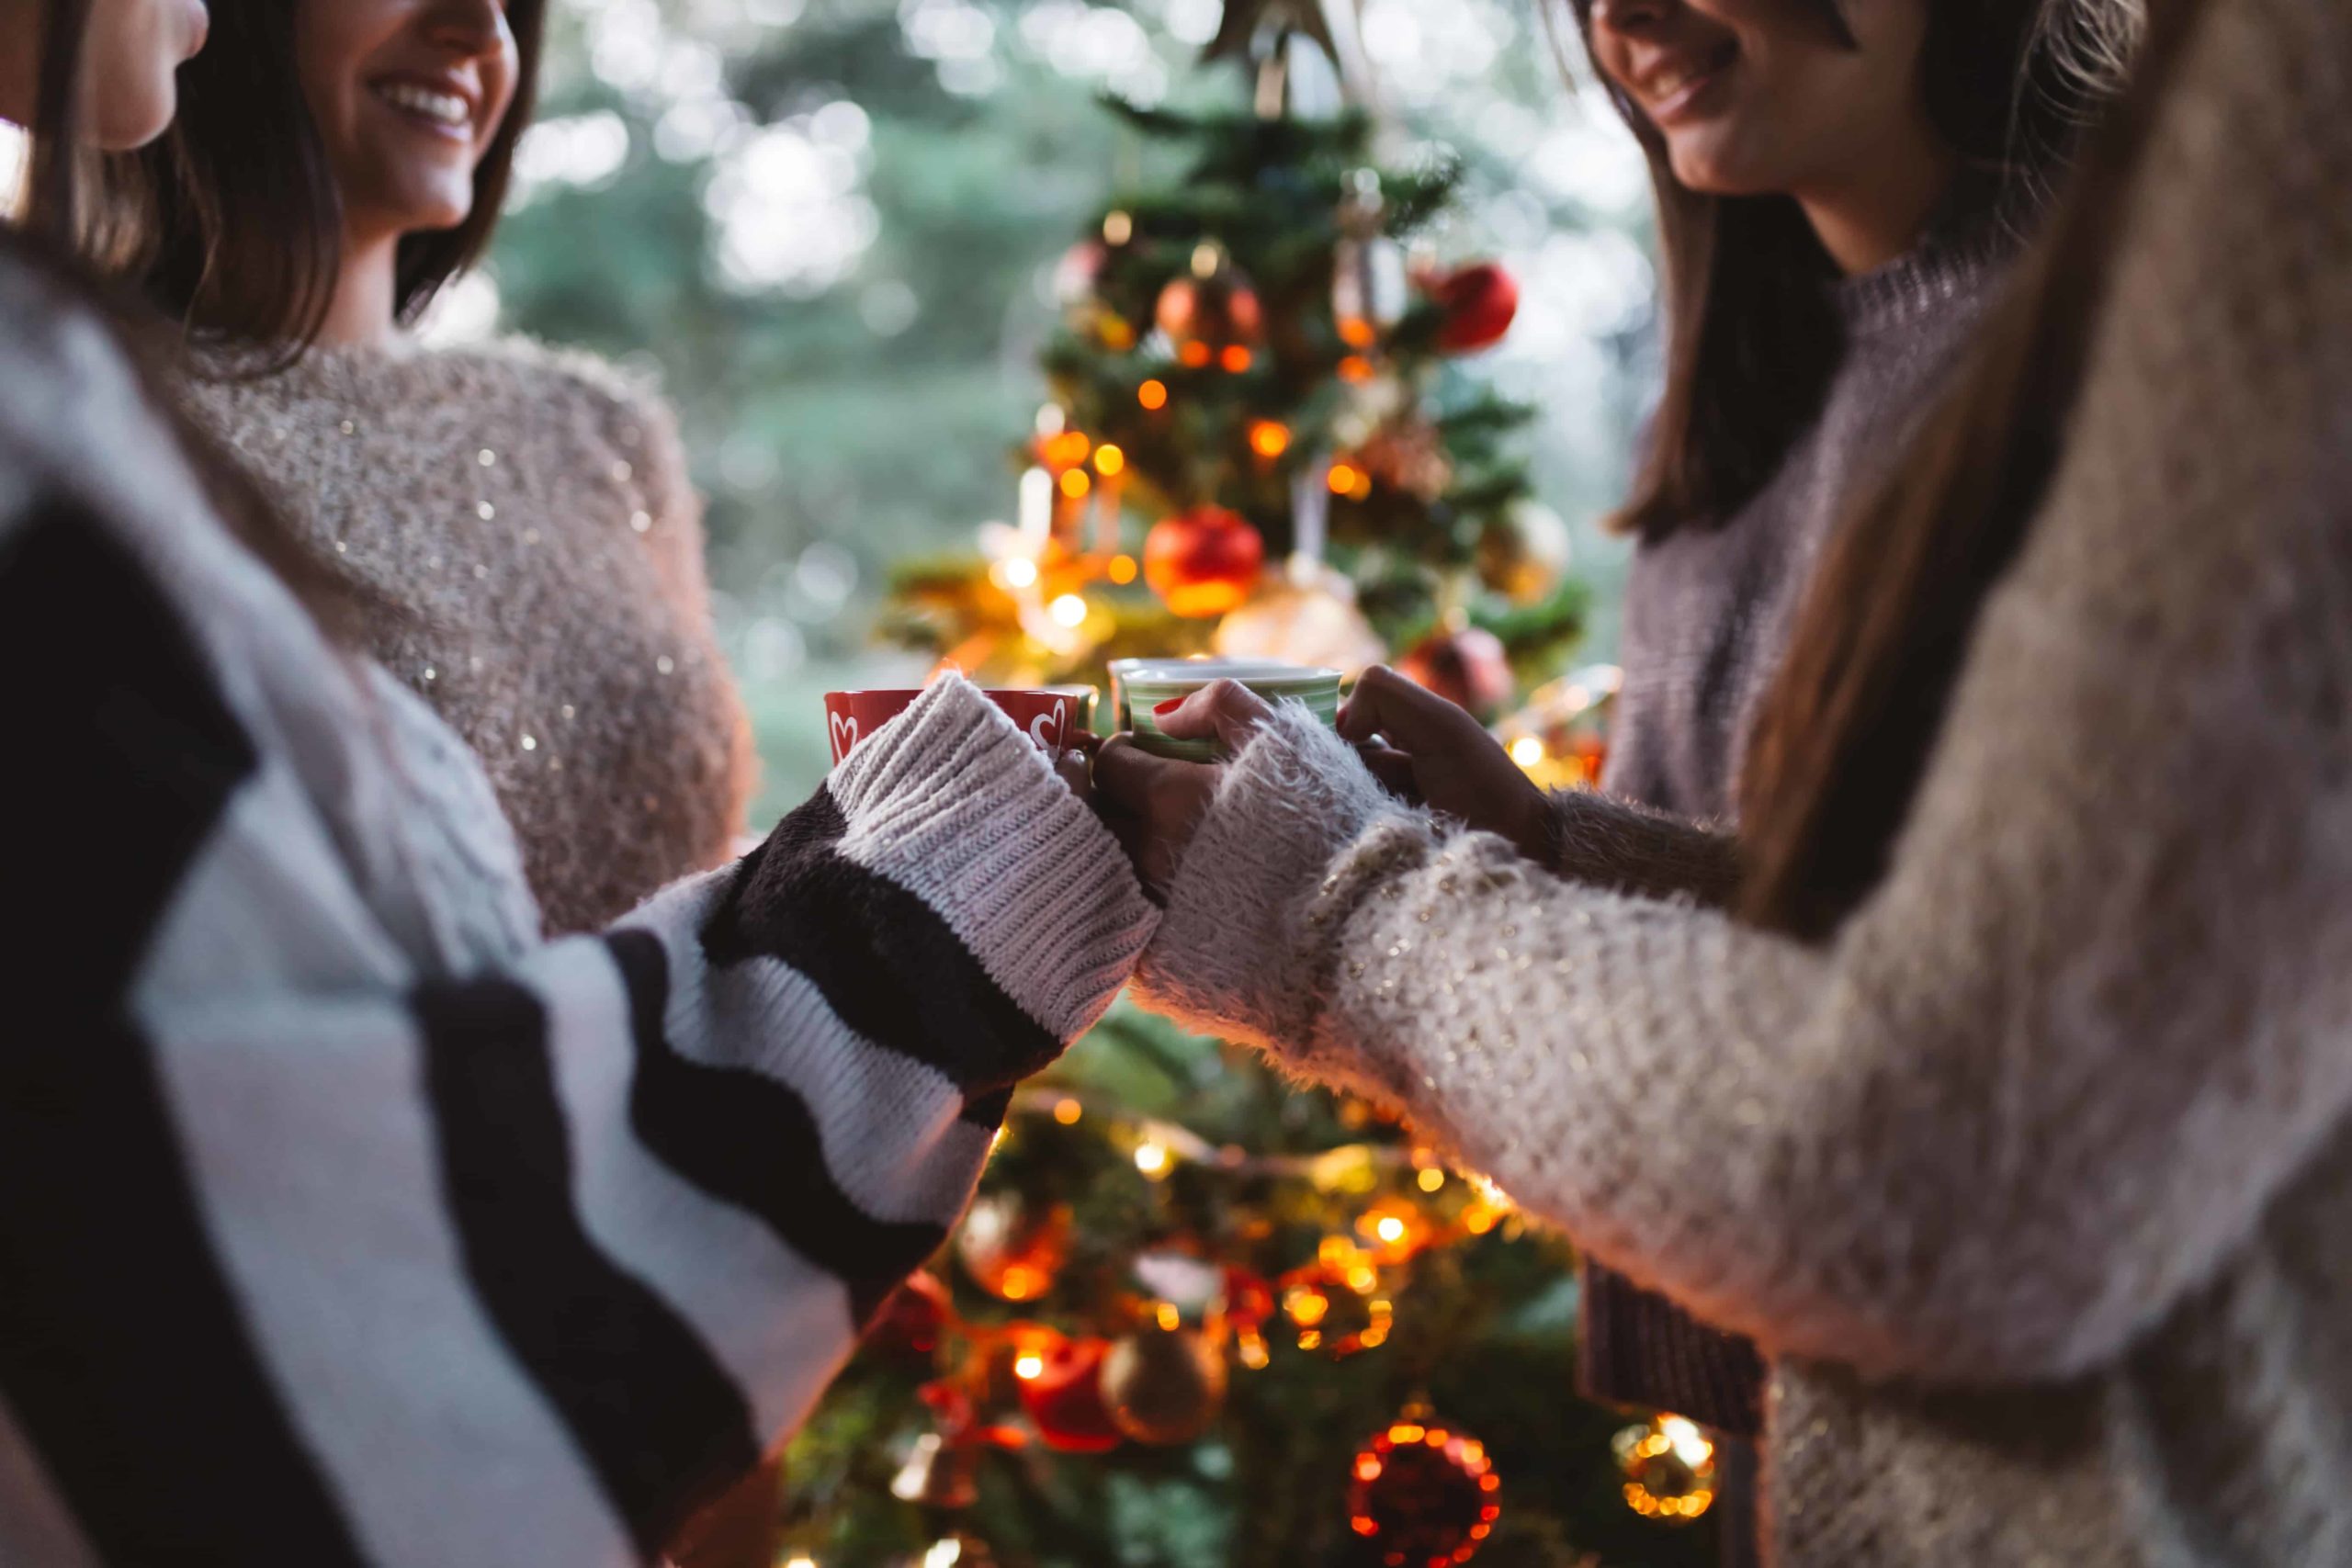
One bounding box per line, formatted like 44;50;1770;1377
1131;702;1435;1086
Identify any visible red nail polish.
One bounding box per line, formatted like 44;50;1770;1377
1152;697;1184;716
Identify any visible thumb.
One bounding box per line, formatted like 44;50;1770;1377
1153;679;1276;751
1338;664;1475;752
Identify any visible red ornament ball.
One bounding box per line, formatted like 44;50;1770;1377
1398;626;1515;719
1144;506;1266;619
1016;1337;1125;1454
1348;1416;1502;1568
1426;262;1519;355
862;1268;951;1358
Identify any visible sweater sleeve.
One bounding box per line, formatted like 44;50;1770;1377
1;342;1156;1568
1136;0;2352;1387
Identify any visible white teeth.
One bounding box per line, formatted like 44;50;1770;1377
376;82;469;128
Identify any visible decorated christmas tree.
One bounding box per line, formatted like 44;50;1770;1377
877;6;1591;733
786;9;1702;1567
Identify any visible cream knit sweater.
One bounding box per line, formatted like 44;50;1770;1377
1134;2;2352;1562
178;339;754;935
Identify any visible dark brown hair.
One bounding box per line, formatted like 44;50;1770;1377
1736;0;2202;940
111;0;547;355
1572;0;2130;538
18;0;90;246
11;0;356;631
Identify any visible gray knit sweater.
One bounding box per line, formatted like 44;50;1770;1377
1589;172;2027;1441
1132;1;2352;1562
178;340;755;936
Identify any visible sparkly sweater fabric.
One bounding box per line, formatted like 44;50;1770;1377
1133;1;2352;1562
1586;168;2027;1442
179;339;755;935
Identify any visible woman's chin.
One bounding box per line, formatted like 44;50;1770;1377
370;186;479;238
1665;139;1781;200
91;86;180;152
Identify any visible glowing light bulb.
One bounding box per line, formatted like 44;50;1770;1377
1053;1097;1082;1125
1001;557;1039;589
1133;1141;1170;1178
1418;1168;1446;1192
1510;736;1545;768
1137;379;1170;411
1374;1215;1407;1245
1049;593;1089;627
1093;443;1125;476
1013;1354;1045;1381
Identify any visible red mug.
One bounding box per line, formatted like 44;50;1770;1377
823;686;1096;767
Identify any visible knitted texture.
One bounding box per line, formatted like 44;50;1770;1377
0;239;1159;1562
1136;1;2352;1561
1604;186;2022;824
1594;134;2026;1449
828;680;1159;1043
1129;701;1408;1063
177;338;755;935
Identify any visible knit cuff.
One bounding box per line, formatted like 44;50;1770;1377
830;675;1159;1042
1132;702;1434;1073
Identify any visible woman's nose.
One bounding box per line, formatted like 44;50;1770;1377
1589;0;1674;35
418;0;511;59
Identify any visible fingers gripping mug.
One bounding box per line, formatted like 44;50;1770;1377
1107;657;1342;761
822;685;1097;766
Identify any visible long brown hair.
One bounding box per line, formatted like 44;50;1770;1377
1736;0;2203;941
1571;0;2134;538
9;0;356;631
107;0;547;355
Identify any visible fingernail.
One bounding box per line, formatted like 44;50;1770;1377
1152;697;1184;716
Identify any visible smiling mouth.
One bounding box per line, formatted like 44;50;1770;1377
1639;39;1738;124
371;80;475;136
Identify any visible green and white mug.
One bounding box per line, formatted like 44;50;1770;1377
1109;657;1343;761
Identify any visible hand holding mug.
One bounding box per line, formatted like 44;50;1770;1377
1092;679;1275;897
1338;665;1553;862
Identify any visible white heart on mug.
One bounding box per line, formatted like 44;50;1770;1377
829;712;859;763
1030;699;1068;758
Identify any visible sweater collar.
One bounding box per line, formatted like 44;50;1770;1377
1833;165;2034;338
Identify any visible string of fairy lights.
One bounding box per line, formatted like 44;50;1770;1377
773;1079;1718;1567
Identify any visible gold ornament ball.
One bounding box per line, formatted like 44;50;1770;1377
1480;500;1576;604
1213;570;1385;675
954;1191;1072;1303
1100;1325;1227;1445
1612;1416;1718;1525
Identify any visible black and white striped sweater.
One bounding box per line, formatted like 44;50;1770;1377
0;254;1158;1568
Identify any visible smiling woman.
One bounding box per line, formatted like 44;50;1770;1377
292;0;519;342
97;1;762;953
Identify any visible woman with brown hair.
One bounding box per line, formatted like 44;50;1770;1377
1096;0;2352;1557
0;4;1156;1563
1095;0;2352;1561
1201;0;2136;1553
110;0;754;938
